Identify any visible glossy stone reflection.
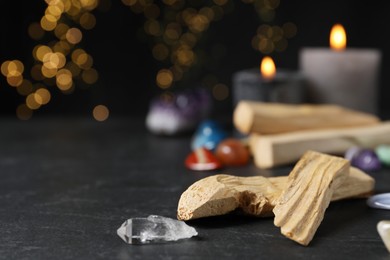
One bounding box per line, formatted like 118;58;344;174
191;120;227;151
215;138;249;166
352;149;381;171
377;220;390;252
376;145;390;166
185;147;222;171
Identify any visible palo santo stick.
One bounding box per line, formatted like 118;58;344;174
234;101;379;135
273;151;350;246
177;167;373;221
249;122;390;169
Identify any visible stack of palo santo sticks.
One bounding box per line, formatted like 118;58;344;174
233;101;390;169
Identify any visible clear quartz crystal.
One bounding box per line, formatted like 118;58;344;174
117;215;198;244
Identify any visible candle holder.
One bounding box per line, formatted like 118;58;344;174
232;68;306;108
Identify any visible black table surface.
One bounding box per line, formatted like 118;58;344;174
1;117;390;260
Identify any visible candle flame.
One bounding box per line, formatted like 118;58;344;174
330;24;347;51
260;56;276;81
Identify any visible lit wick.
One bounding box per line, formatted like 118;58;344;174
260;56;276;81
330;24;347;51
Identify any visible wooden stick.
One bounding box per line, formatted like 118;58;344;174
177;167;374;221
249;122;390;169
273;151;349;246
233;101;380;135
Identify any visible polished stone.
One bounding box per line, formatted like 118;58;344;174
352;149;381;171
191;120;227;151
367;193;390;210
376;145;390;166
377;220;390;252
215;138;249;166
185;147;222;171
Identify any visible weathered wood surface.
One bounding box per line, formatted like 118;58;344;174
273;151;350;246
249;122;390;169
233;101;379;135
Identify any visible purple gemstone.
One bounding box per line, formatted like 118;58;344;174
146;88;212;135
351;149;381;171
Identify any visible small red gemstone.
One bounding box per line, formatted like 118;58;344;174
215;138;249;166
185;147;222;171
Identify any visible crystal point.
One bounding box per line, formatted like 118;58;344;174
117;215;198;244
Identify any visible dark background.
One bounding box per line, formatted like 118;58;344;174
1;0;389;118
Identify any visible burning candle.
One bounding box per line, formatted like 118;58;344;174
232;56;305;108
299;24;381;114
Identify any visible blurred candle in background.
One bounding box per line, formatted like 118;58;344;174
300;24;381;114
232;56;305;109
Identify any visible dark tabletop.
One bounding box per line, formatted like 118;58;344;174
1;118;390;260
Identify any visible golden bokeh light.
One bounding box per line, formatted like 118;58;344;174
66;28;83;44
80;0;99;10
144;19;162;36
16;104;33;120
7;75;23;87
53;40;71;55
41;65;58;78
177;47;194;66
156;69;173;89
41;14;58;31
28;22;45;40
65;61;82;76
165;23;182;40
1;61;11;76
93;105;109;121
46;5;63;18
35;88;51;105
71;49;93;69
35;45;52;61
81;68;98;84
78;54;93;69
43;52;66;69
56;69;73;90
1;60;24;87
54;23;70;39
79;12;96;30
7;60;24;76
26;93;42;110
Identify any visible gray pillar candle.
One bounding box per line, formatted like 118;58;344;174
299;24;381;114
300;48;381;114
232;68;305;108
